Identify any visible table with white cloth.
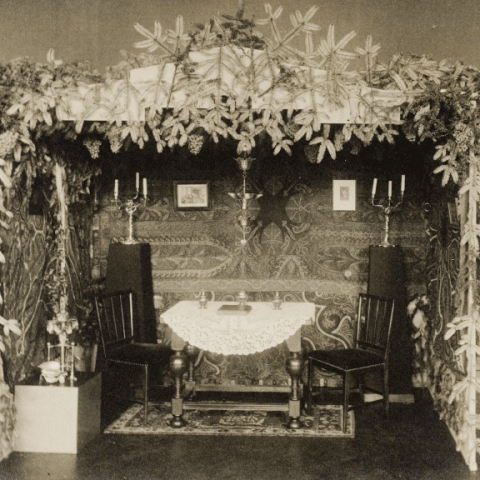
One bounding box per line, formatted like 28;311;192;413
160;300;316;428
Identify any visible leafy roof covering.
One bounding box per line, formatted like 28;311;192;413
0;1;477;190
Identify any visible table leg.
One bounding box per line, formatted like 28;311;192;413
185;344;197;382
184;343;198;400
169;350;187;428
286;351;303;429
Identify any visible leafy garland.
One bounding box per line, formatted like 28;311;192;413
0;4;477;193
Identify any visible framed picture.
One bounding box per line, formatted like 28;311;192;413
174;181;211;211
333;180;356;211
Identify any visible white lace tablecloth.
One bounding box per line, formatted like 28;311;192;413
160;301;315;355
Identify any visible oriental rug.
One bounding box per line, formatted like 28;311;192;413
104;403;355;438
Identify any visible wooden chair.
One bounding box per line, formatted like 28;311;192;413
94;290;172;422
304;293;395;432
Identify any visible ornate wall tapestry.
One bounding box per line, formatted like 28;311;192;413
94;143;427;385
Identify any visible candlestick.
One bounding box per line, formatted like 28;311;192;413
111;177;151;244
371;178;404;247
199;290;208;309
228;154;262;247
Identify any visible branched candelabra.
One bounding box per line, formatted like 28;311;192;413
228;155;262;246
112;174;148;244
371;176;405;247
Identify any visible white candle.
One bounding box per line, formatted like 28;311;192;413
401;175;405;193
143;178;147;196
388;181;392;198
136;172;140;191
114;179;118;199
372;178;377;196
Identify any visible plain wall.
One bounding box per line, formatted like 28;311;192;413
1;0;479;71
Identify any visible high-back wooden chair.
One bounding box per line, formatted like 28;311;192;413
305;293;395;432
95;290;172;422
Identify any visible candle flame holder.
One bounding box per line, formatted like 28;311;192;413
229;155;262;246
112;183;148;244
371;192;404;247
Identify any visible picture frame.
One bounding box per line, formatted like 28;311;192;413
333;180;356;211
174;181;211;211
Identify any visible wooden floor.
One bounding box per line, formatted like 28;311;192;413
0;392;478;480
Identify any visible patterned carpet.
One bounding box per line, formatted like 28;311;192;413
104;403;355;438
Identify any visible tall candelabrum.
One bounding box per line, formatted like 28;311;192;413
112;173;148;244
228;155;262;246
371;175;406;247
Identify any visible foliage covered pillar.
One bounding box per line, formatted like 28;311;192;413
445;161;479;471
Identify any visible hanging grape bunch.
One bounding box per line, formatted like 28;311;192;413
107;126;123;153
0;131;19;158
83;138;102;159
453;123;474;154
334;130;345;151
188;134;204;155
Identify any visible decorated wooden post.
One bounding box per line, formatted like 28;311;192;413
444;162;479;471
